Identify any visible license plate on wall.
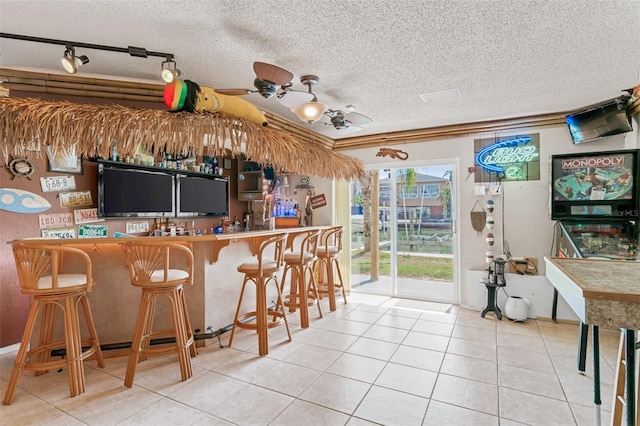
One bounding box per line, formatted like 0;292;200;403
78;224;108;238
74;208;103;224
41;227;76;239
40;175;76;192
39;213;74;229
59;191;92;207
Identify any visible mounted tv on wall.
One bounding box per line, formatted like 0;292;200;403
565;97;632;144
550;149;639;220
176;174;229;218
98;162;175;218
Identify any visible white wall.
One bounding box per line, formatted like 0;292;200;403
341;123;630;320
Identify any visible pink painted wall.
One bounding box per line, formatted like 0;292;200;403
0;92;244;348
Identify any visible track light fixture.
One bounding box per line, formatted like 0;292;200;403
0;32;176;81
161;57;181;83
61;44;90;74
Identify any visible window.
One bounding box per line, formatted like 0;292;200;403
401;185;418;199
421;184;440;198
380;185;391;201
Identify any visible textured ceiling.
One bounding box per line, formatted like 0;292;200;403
1;0;639;140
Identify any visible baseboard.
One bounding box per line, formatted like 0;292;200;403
0;343;20;355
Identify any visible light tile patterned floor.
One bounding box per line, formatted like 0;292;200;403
0;293;622;425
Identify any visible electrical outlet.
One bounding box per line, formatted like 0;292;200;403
490;183;502;195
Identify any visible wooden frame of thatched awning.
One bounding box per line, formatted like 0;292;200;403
0;96;364;180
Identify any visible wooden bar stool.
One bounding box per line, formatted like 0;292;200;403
229;233;291;356
121;241;196;388
316;226;348;311
280;229;323;328
611;329;639;426
3;244;105;405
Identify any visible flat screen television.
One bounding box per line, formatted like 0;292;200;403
565;97;633;144
550;149;639;220
98;162;175;218
176;174;229;218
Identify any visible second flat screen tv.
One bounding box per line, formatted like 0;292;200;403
177;174;229;217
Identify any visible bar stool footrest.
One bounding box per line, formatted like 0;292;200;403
236;311;286;330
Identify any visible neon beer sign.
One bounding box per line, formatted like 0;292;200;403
475;136;538;173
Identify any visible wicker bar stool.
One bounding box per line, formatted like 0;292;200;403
121;241;196;388
228;233;291;356
316;226;348;312
280;229;323;328
3;244;105;405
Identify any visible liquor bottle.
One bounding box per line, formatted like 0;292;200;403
212;157;219;175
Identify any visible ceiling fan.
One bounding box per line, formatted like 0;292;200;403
216;61;314;108
320;108;373;135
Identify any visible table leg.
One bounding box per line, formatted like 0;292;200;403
625;329;636;426
552;288;558;322
578;322;589;373
593;325;601;426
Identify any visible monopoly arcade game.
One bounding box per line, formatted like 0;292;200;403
551;148;640;373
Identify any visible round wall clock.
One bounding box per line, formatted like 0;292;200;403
9;158;34;179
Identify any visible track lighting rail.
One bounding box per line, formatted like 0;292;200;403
0;32;175;60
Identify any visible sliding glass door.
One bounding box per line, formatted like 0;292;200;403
350;165;456;303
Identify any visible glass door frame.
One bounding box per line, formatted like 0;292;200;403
353;159;460;305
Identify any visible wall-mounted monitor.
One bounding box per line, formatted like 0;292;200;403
176;174;229;218
98;162;175;218
550;149;639;220
565;97;633;144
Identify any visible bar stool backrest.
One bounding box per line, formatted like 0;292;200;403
286;229;320;263
249;233;287;276
12;244;95;295
122;241;194;287
318;226;344;257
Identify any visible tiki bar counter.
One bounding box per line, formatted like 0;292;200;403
8;228;329;348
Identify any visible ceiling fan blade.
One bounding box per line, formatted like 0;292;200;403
338;125;363;135
277;91;314;108
215;88;256;96
345;112;372;125
253;62;294;86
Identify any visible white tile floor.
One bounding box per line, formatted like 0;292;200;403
0;292;624;426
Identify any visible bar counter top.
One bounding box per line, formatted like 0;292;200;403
8;226;329;246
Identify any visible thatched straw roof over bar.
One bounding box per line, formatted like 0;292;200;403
0;97;364;180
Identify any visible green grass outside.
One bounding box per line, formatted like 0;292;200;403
351;251;453;281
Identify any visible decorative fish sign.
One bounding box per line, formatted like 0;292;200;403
164;79;268;127
376;148;409;160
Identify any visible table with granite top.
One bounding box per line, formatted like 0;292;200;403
545;257;639;426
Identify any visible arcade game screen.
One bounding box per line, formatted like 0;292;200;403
552;152;634;202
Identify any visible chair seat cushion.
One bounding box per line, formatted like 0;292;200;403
150;269;190;282
237;260;279;274
284;251;315;263
37;274;88;289
317;245;339;256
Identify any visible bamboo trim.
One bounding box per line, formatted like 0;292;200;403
333;113;569;150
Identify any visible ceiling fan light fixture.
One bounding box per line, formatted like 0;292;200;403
292;74;328;123
292;101;328;123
